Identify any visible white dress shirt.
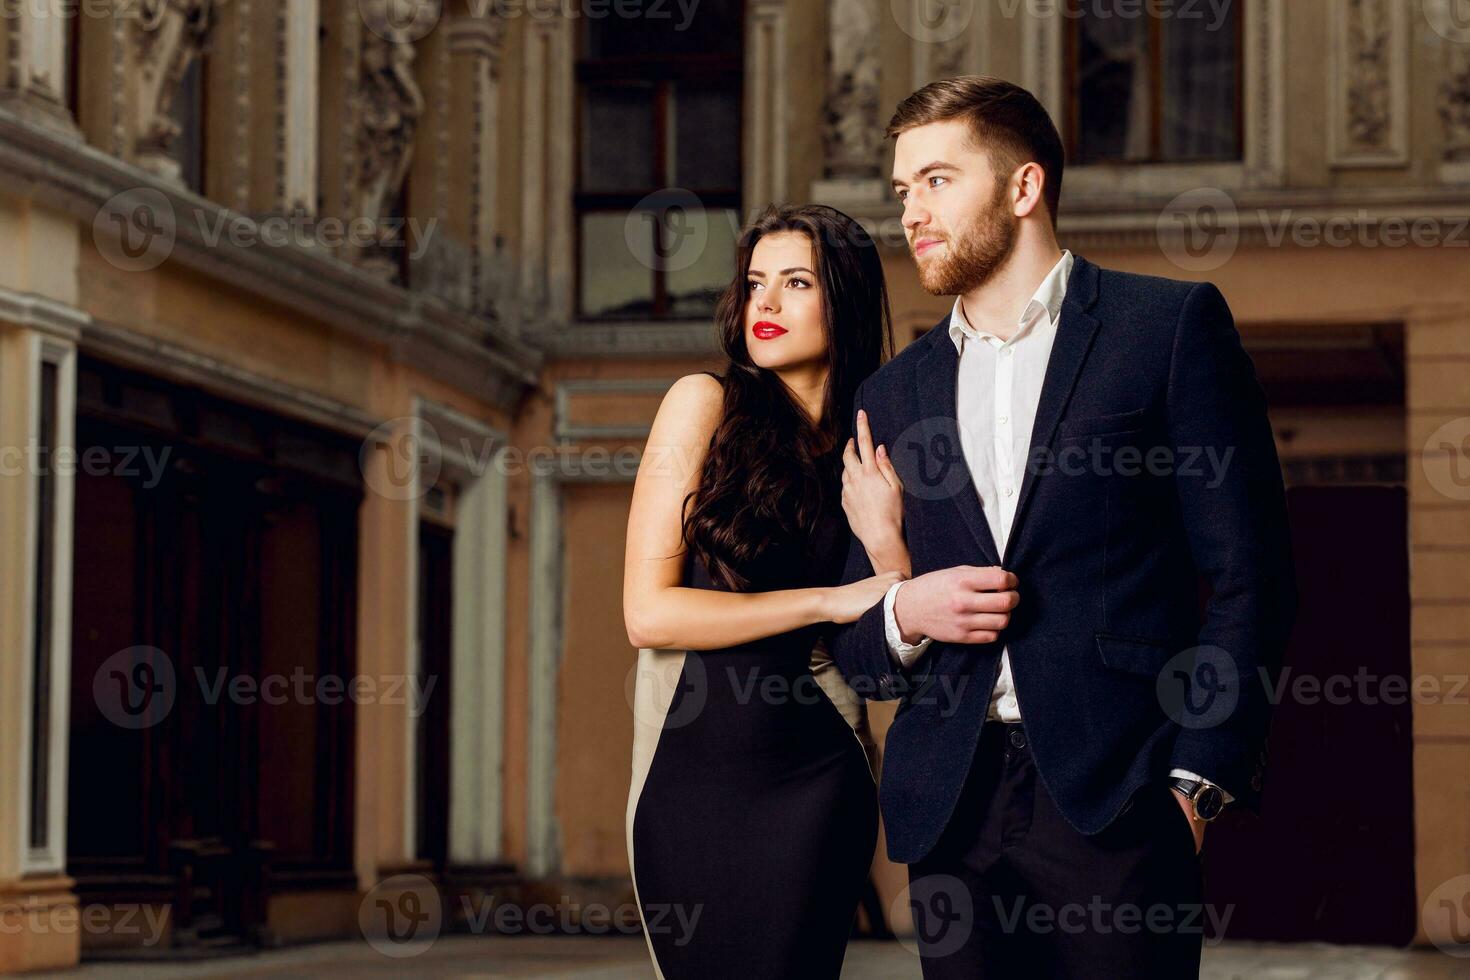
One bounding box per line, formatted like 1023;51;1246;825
881;250;1072;721
876;249;1225;797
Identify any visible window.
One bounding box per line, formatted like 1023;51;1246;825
29;360;58;855
173;50;208;194
1064;0;1242;165
575;1;744;320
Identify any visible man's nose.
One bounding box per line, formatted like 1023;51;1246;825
902;198;931;232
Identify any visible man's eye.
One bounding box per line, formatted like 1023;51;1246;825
896;189;909;201
929;176;947;188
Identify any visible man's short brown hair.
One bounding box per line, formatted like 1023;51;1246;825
887;75;1065;228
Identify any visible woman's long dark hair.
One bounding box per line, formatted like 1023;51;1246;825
682;204;894;591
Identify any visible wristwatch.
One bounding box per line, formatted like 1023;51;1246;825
1169;776;1226;822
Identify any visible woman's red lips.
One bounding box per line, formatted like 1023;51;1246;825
752;321;787;339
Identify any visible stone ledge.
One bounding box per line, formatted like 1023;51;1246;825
0;108;541;413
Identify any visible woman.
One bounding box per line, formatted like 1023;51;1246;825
623;204;913;978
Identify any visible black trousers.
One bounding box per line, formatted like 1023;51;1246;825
905;722;1205;979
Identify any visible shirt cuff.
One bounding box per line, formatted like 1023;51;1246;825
1169;768;1236;805
883;580;933;668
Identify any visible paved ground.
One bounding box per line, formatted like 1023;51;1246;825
41;935;1469;979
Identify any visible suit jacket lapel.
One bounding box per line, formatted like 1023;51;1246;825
1001;255;1102;568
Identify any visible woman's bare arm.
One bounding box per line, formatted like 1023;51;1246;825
623;373;836;651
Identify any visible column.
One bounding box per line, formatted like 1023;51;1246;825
518;6;574;330
449;15;508;317
744;0;790;209
1406;314;1470;951
0;0;78;136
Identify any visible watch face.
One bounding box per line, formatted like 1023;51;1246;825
1196;786;1225;821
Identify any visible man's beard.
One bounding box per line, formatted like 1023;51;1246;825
915;181;1018;296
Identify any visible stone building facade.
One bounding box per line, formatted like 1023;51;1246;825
0;0;1467;970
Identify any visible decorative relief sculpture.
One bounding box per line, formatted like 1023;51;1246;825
823;0;882;179
133;0;225;179
1342;0;1391;151
1440;44;1470;164
354;8;424;277
1329;0;1406;167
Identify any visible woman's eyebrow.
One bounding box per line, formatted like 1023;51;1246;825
747;267;814;277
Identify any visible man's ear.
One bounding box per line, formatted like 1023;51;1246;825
1013;162;1047;219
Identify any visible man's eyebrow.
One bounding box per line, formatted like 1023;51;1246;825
891;161;959;188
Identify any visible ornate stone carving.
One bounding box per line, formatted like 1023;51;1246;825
1439;43;1470;164
355;18;424;277
1343;0;1391;149
823;0;882;179
133;0;226;179
1328;0;1406;167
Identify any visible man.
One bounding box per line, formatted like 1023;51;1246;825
830;76;1297;978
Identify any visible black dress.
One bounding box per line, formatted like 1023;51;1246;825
626;424;880;979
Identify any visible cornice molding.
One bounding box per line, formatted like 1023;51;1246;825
0;106;541;412
82;315;383;438
818;184;1470;254
0;287;90;341
531;320;721;359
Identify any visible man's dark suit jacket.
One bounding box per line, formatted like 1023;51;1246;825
830;254;1298;866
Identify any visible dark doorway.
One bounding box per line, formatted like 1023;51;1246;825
1202;484;1415;944
67;357;361;951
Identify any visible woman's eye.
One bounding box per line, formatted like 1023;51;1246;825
747;280;762;292
788;278;811;289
